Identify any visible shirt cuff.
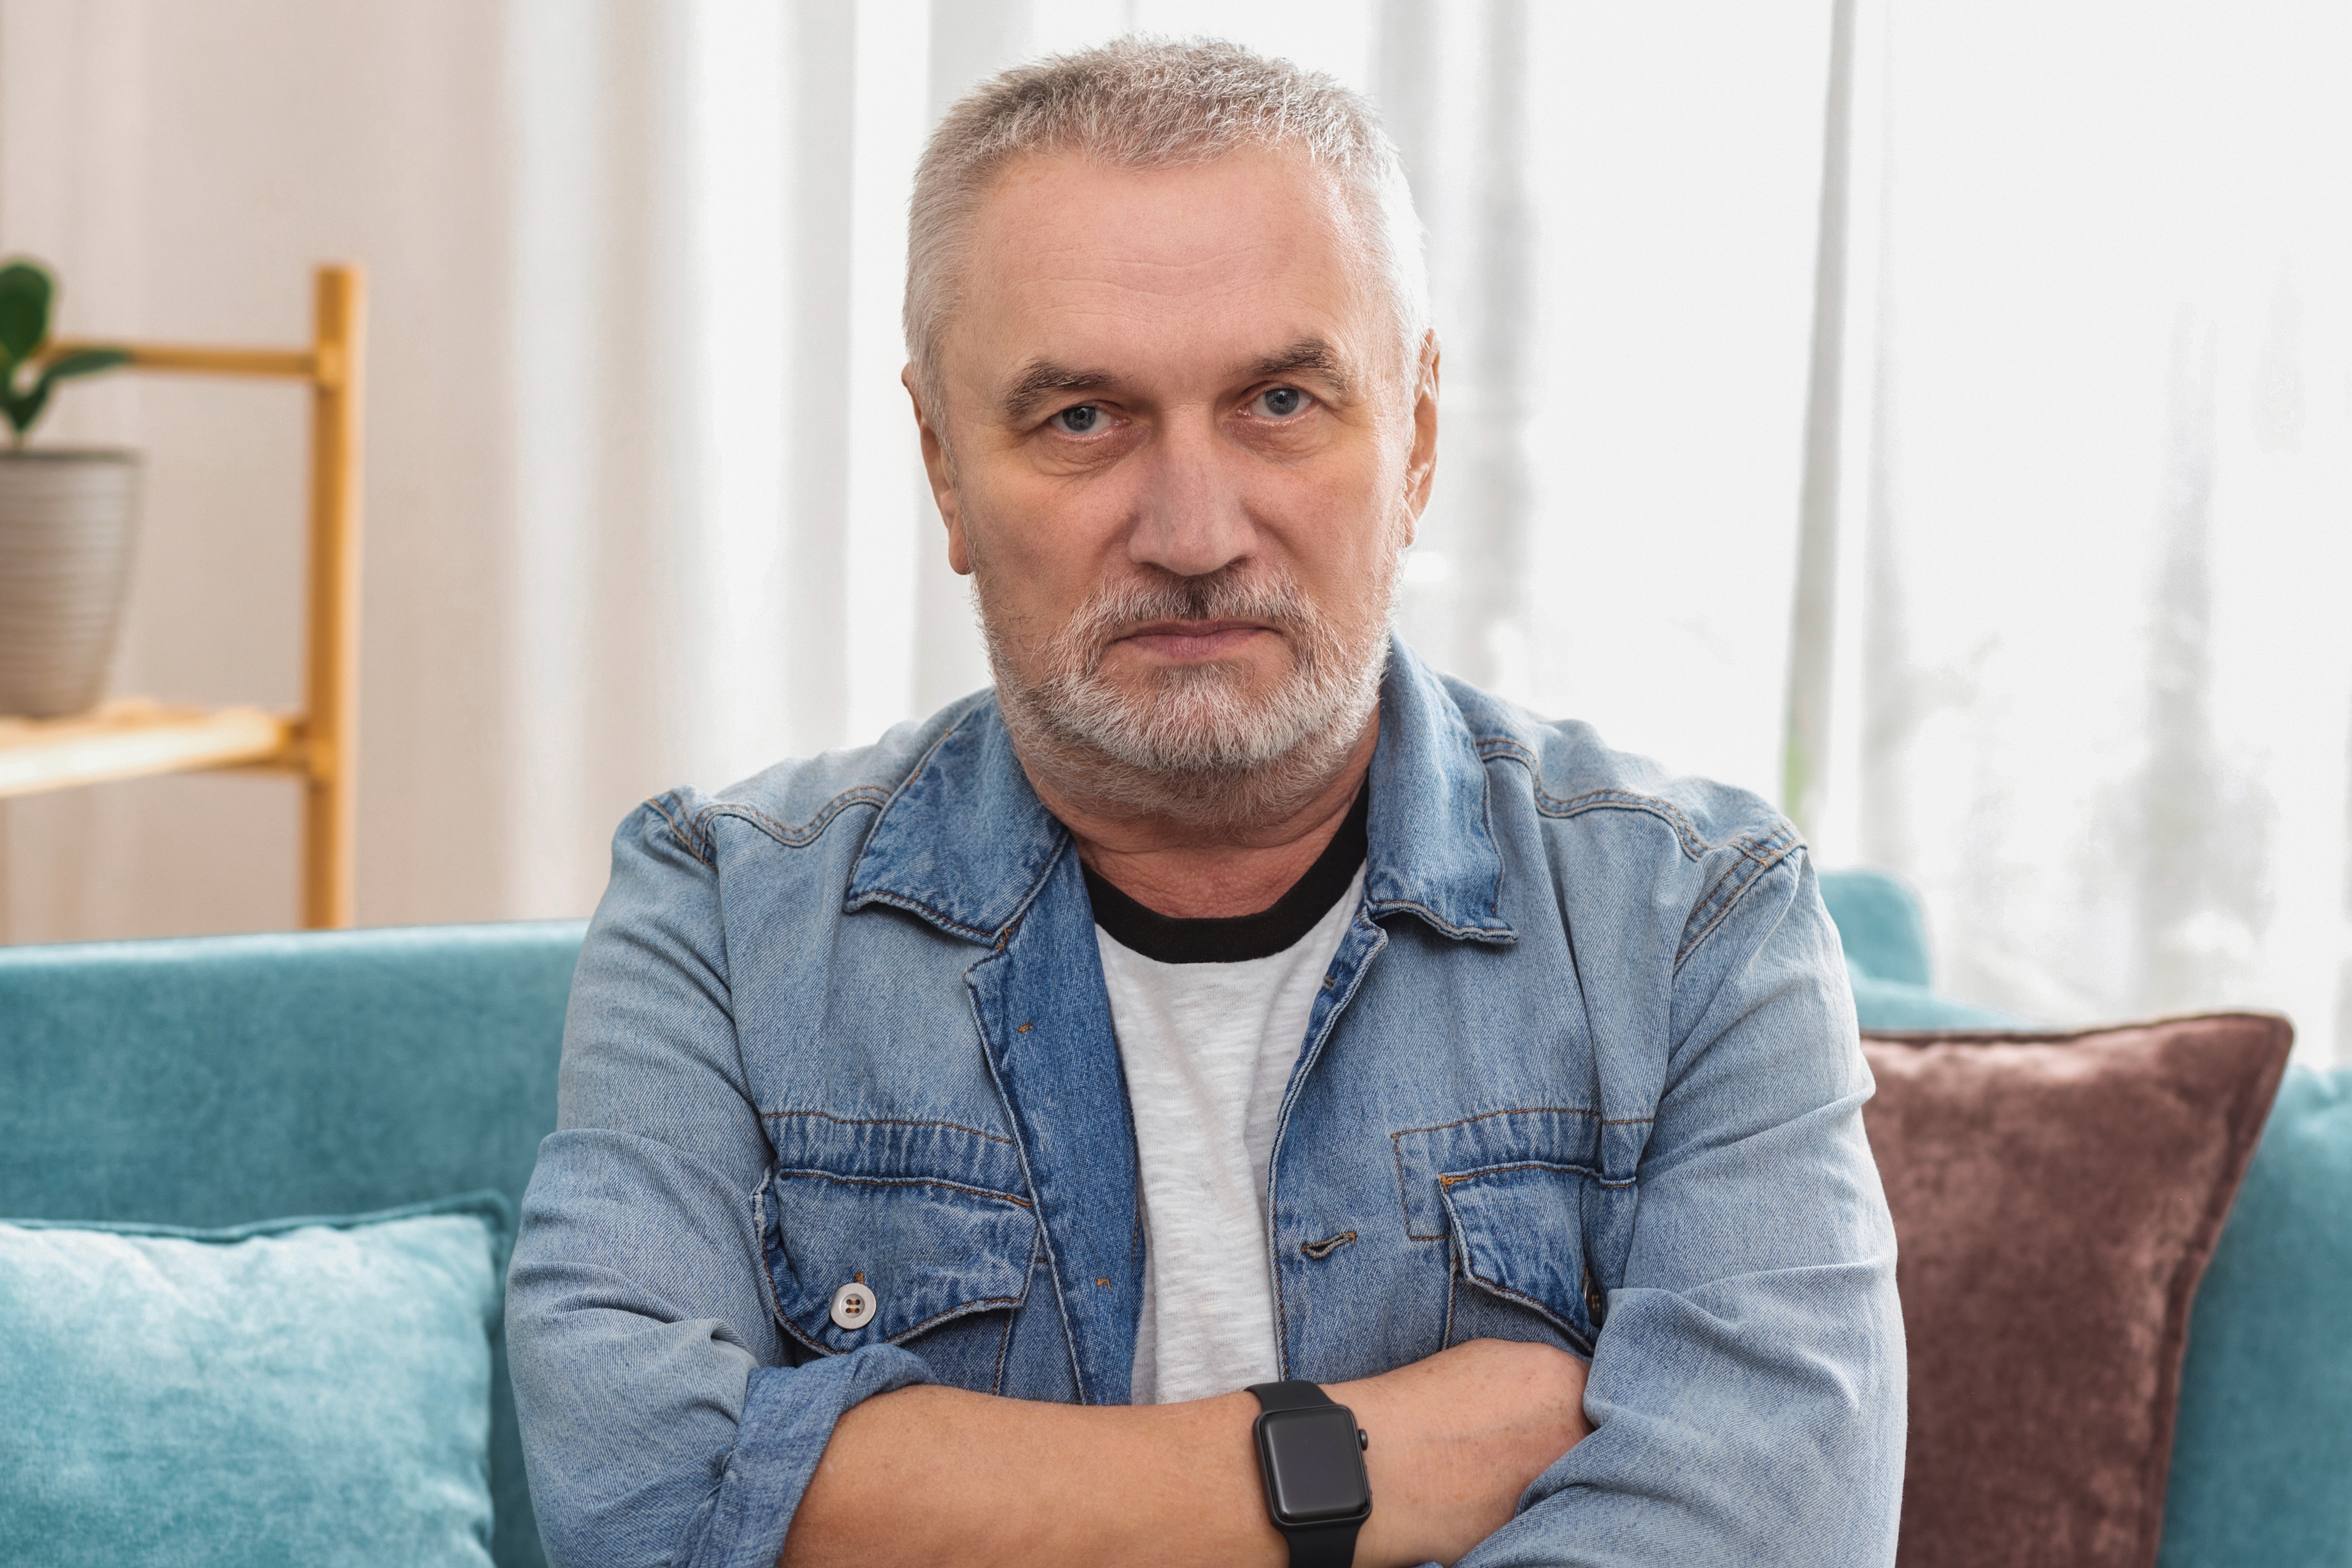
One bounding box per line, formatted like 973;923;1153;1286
682;1344;939;1568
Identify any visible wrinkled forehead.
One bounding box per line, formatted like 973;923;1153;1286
942;147;1393;404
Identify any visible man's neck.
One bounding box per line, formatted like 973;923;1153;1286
1022;718;1379;921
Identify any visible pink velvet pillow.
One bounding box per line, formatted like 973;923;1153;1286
1860;1013;2291;1568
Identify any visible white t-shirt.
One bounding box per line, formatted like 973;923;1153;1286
1094;865;1365;1405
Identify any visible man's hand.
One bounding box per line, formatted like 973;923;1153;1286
1338;1339;1594;1567
780;1337;1591;1568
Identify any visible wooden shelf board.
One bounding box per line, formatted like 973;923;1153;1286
44;339;319;382
0;700;298;799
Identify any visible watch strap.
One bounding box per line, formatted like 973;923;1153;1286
1247;1379;1337;1413
1276;1522;1359;1568
1247;1381;1367;1568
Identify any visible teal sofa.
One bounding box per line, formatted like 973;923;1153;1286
1;875;2344;1564
0;921;585;1568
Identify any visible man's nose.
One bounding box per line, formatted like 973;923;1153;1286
1126;415;1256;579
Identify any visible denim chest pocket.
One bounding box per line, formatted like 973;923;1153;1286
1438;1162;1605;1355
1393;1109;1609;1357
756;1111;1039;1392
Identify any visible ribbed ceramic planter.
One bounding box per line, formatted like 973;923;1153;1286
0;450;142;718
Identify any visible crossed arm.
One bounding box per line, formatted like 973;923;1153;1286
779;1337;1594;1568
514;823;1905;1568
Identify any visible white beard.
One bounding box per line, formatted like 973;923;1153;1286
983;560;1395;832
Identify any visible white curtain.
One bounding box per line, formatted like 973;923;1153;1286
12;1;2338;1068
1812;1;2352;1061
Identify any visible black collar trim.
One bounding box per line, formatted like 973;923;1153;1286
1082;785;1368;965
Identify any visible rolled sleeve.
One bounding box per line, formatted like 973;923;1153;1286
507;799;936;1568
689;1350;937;1568
1466;850;1906;1566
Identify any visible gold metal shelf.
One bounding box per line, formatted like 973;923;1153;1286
8;265;365;927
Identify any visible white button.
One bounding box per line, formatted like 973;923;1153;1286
829;1281;877;1332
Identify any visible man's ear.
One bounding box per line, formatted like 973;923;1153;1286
904;365;973;576
1401;329;1441;539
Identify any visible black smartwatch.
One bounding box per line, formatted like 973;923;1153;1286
1247;1380;1373;1568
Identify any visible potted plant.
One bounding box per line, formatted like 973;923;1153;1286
0;258;134;718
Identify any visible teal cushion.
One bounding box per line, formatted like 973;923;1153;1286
1817;869;2021;1030
0;1193;509;1568
0;920;583;1568
1818;868;1936;988
2159;1065;2352;1567
1850;973;2020;1031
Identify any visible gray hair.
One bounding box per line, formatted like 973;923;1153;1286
903;35;1429;423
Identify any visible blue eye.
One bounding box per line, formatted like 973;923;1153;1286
1257;386;1306;418
1055;404;1101;434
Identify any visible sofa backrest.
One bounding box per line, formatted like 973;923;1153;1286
10;888;2341;1568
1818;868;2020;1031
1817;867;1935;987
0;919;586;1568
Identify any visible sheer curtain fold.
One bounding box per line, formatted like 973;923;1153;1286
1828;0;2352;1060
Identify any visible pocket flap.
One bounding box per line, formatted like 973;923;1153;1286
1436;1160;1599;1346
1391;1108;1603;1239
757;1112;1038;1355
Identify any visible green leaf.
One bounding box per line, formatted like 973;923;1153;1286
2;381;49;440
5;349;125;441
39;347;130;383
0;261;54;364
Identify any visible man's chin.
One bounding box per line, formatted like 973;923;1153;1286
1038;662;1358;781
1095;639;1289;693
988;603;1388;825
1108;661;1281;708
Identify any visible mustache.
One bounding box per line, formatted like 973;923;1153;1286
1058;568;1315;672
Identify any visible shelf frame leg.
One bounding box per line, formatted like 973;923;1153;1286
301;266;364;929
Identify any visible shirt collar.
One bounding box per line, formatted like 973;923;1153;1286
845;636;1514;946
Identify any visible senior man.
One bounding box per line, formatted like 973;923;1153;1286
510;37;1905;1568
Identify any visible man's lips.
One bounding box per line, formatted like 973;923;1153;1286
1111;619;1276;662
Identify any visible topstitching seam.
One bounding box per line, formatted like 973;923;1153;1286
760;1108;1017;1146
700;787;891;852
771;1167;1035;1208
1471;742;1715;862
1388;1106;1651;1239
646;793;713;866
1675;824;1801;969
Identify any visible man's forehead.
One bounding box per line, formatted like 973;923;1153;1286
951;149;1383;414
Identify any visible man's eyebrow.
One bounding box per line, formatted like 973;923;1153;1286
1245;338;1358;398
997;339;1359;422
1000;361;1116;423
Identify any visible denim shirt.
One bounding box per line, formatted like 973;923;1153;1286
509;640;1905;1568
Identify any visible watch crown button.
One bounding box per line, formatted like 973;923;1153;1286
1359;1429;1369;1450
829;1281;877;1331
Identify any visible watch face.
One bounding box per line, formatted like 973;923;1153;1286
1259;1407;1372;1525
